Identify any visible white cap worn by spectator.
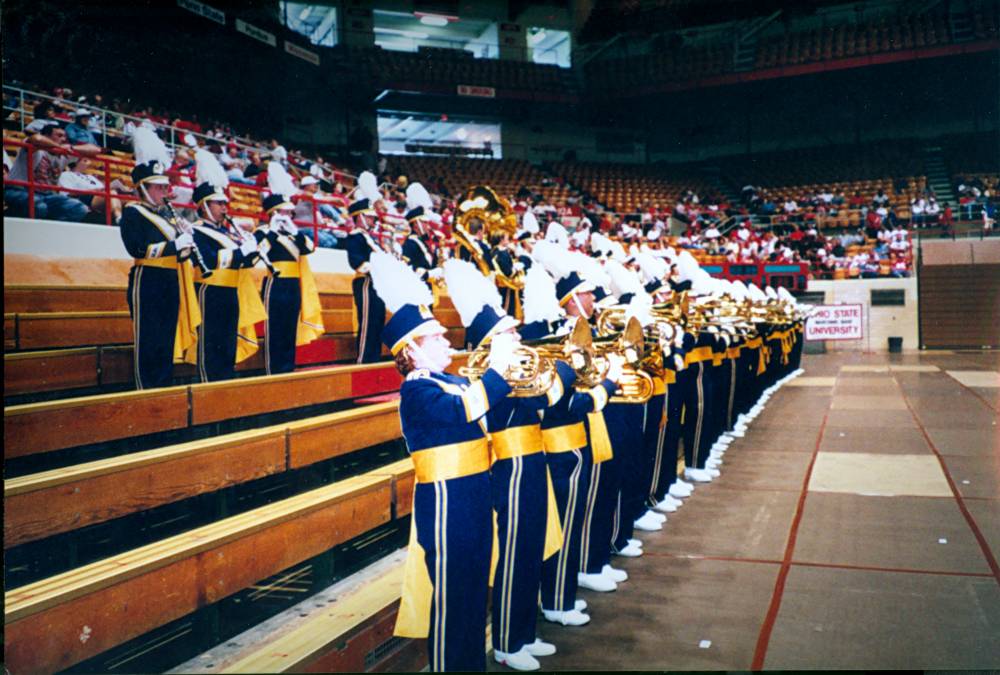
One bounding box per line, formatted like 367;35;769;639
73;108;91;118
300;176;319;188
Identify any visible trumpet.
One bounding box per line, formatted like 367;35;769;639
225;215;279;277
162;199;212;278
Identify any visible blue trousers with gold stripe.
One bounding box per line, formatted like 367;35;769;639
599;402;644;555
352;275;385;364
491;453;547;654
541;447;590;612
127;265;178;390
195;283;239;382
262;276;300;375
639;391;669;511
414;472;492;672
651;381;683;502
679;362;714;470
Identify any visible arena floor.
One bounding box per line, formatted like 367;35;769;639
497;350;1000;671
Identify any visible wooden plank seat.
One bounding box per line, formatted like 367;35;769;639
4;401;401;548
4;473;394;675
217;556;409;673
13;311;133;350
3;284;127;313
4;361;403;460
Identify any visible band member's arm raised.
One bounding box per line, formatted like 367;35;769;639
401;369;513;425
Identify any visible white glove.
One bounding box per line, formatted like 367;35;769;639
174;232;194;251
513;261;525;272
428;268;444;280
488;332;519;375
239;236;257;256
605;353;625;384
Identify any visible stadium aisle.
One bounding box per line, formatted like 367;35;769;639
505;350;1000;671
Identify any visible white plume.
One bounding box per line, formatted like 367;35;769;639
357;171;381;203
765;286;778;300
369;250;433;313
777;286;795;303
532;240;574;280
676;249;701;282
522;211;539;235
132;126;171;168
442;259;504;327
590;232;613;257
267;161;298;199
635;251;668;285
571;251;611;291
405;182;433;211
605;259;644;299
195;148;229;188
625;291;655;327
522;264;563;324
545;221;569;248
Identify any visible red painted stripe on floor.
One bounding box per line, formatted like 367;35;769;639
895;375;1000;589
750;410;829;671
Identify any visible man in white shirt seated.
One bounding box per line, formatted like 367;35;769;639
58;156;120;223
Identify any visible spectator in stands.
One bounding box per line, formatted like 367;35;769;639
65;109;98;146
243;152;265;182
940;202;954;236
910;196;926;228
58;155;119;223
872;189;889;208
5;123;95;221
295;176;344;249
890;253;909;277
25;101;59;132
269;138;287;167
220;144;254;185
925;196;941;225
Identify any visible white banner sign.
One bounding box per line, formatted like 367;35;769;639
285;40;320;66
177;0;225;25
457;84;496;98
236;19;276;47
805;303;864;341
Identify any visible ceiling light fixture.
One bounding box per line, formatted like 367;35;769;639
419;14;449;27
374;27;430;39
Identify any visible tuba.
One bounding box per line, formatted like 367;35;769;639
454;185;524;292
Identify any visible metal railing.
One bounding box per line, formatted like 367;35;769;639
3;84;355;187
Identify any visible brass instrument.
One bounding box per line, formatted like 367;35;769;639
453;186;525;299
458;317;605;397
593;316;654;403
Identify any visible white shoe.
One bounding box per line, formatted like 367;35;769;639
684;468;713;483
667;483;692;499
709;451;725;461
628;538;643;548
634;512;664;531
543;608;591;626
652;497;677;513
717;436;733;445
646;509;667;523
615;542;643;557
575;599;588;612
494;647;540;671
706;459;722;470
730;429;745;438
676;478;694;488
578;571;617;592
658;495;683;509
602;564;628;582
705;467;721;478
524;639;557;657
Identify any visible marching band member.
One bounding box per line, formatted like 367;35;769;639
528;243;622;619
402;182;441;284
255;162;322;375
187;149;266;382
569;252;643;586
346;171;387;364
119;126;200;389
373;252;518;672
443;259;562;672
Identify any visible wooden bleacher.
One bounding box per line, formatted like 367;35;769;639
0;265;480;672
3;279;463;400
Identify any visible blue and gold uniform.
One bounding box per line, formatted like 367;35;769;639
120;161;199;390
401;232;437;282
383;299;512;672
255;194;319;375
189;183;263;382
345;197;386;364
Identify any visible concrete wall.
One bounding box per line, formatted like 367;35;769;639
806;276;918;352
